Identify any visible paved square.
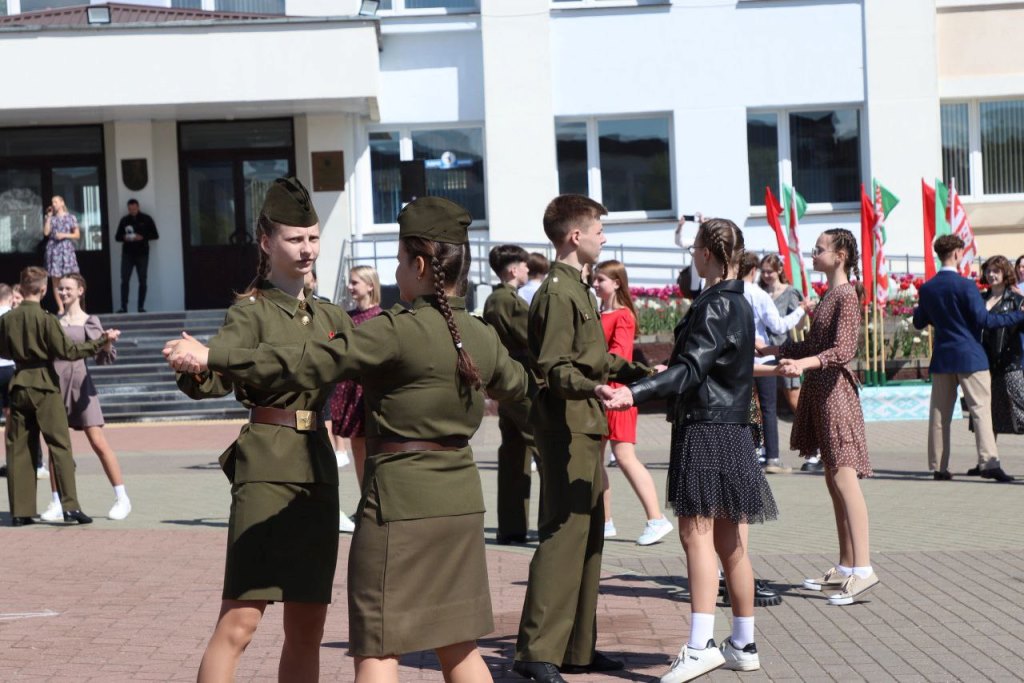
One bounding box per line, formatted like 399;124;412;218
2;414;1022;681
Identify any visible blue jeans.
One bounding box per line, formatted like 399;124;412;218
755;375;780;462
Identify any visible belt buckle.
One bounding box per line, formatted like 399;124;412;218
294;410;314;432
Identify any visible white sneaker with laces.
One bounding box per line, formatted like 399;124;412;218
339;512;356;533
827;571;879;605
721;638;760;671
108;497;132;521
335;450;350;468
660;640;725;683
36;466;50;481
636;517;673;546
40;501;63;522
603;520;617;538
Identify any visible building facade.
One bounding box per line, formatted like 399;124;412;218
1;0;1021;311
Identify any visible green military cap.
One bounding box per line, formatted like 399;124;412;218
262;177;318;227
398;196;471;244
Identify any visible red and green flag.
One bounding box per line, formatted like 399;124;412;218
764;187;793;283
871;178;899;305
921;178;951;280
782;184;809;298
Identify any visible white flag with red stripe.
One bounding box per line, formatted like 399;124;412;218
948;178;976;277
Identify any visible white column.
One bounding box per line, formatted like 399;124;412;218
863;0;941;258
480;0;558;244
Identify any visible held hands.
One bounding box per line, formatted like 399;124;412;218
776;359;803;378
102;328;121;351
595;384;634;411
163;332;211;374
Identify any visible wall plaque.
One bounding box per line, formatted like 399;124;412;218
311;151;345;192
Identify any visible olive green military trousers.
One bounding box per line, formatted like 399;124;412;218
5;387;80;517
496;395;536;540
516;431;604;667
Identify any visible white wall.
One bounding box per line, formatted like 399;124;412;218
480;0;558;243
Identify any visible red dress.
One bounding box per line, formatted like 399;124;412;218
329;305;382;437
601;307;638;443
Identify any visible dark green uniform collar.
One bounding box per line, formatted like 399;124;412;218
411;295;467;311
550;261;587;287
19;300;42;309
259;281;315;318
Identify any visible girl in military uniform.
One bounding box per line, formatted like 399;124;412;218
165;196;527;683
174;177;352;682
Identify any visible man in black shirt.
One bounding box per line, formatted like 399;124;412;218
115;199;159;313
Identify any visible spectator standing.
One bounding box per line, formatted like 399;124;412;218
913;235;1024;481
115;199;160;313
592;259;672;546
979;256;1024;438
43;196;80;315
518;252;549;305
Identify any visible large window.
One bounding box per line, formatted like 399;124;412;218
555;115;673;217
0;126;106;255
746;107;863;207
377;0;477;10
214;0;284;13
369;126;486;225
941;99;1024;197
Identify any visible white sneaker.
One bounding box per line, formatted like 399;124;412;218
339;512;356;533
827;571;879;606
108;497;132;521
335;450;350;468
40;501;63;522
603;520;617;538
660;640;725;683
36;466;50;481
531;459;537;473
721;638;760;671
636;517;674;546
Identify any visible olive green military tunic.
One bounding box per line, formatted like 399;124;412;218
482;282;537;542
516;261;652;667
177;282;352;602
206;294;527;656
1;301;108;519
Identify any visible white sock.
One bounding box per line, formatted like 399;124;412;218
836;564;853;576
807;455;821;464
51;491;61;505
853;566;873;579
730;616;755;649
688;612;715;650
113;484;127;500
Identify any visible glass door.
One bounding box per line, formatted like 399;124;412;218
0;167;44;255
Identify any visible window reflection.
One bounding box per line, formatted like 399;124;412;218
556;122;588;196
598;117;672;213
789;109;861;204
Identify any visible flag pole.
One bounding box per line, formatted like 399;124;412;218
863;302;872;386
878;302;887;385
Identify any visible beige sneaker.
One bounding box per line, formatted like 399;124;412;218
802;566;847;591
828;571;879;605
763;459;792;474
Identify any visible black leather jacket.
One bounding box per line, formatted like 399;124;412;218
629;279;754;424
981;288;1024;372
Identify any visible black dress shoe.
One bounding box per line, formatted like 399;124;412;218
0;464;7;477
965;466;981;476
496;534;528;545
933;470;953;481
801;460;825;473
138;308;147;313
116;307;127;314
513;660;566;682
981;467;1013;483
720;578;782;607
11;516;35;527
560;652;624;674
63;510;93;524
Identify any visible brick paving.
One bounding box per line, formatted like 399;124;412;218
1;415;1023;681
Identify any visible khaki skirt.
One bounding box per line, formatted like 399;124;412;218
223;481;340;603
347;479;493;656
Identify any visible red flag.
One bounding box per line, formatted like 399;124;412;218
859;183;875;306
921;179;937;281
764;187;792;283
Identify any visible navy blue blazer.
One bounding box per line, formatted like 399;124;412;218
913;269;1024;374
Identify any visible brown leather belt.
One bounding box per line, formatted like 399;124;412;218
249;406;321;432
366;435;469;456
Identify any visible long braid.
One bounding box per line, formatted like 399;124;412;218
406;237;483;391
824;228;859;280
698;218;744;279
236;213;274;301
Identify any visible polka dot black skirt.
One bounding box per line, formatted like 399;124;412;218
666;422;778;524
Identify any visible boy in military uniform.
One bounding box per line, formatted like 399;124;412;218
483;244;537;544
1;267;117;526
514;195;654;682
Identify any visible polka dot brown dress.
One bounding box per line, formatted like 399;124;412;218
780;283;871;477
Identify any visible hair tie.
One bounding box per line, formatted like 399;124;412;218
455;342;464;350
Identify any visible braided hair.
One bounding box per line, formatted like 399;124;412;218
823;228;860;280
235;212;275;301
402;236;483;391
696;218;745;279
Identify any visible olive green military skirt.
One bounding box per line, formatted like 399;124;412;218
347;473;493;656
223;481;340;603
